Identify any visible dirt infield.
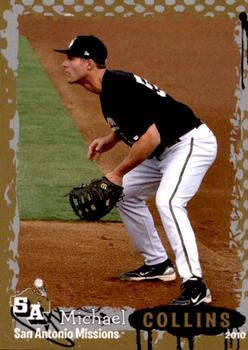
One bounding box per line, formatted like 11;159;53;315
17;15;240;309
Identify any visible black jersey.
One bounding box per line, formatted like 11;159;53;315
100;70;202;157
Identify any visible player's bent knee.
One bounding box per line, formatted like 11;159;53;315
122;186;140;199
156;194;186;213
155;192;170;210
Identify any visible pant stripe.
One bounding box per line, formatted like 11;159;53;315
169;137;194;277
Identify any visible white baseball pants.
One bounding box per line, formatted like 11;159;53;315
117;123;217;281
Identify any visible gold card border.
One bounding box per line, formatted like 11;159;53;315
0;0;247;349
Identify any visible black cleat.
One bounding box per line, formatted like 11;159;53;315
120;259;176;282
171;277;212;306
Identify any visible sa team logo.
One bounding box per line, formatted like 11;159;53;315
9;280;76;347
10;278;50;325
12;296;48;325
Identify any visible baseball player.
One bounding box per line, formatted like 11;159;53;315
55;35;217;306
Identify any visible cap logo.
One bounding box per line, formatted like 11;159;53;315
68;37;76;49
84;50;90;56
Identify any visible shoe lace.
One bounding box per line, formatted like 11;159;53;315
179;283;191;298
135;264;150;273
180;280;199;299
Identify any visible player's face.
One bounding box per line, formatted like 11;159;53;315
62;57;89;84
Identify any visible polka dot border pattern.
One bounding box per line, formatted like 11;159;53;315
9;0;246;17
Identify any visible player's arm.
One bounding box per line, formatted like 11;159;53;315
88;131;121;160
106;123;160;185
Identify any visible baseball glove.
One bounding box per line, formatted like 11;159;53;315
68;176;124;221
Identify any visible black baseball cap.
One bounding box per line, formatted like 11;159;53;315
54;35;107;65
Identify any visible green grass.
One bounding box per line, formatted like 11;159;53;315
17;36;120;221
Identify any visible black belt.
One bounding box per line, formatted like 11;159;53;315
154;120;203;160
166;120;203;148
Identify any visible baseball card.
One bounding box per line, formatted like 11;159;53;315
0;1;248;349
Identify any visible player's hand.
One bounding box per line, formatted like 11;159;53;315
87;138;105;160
87;133;120;160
